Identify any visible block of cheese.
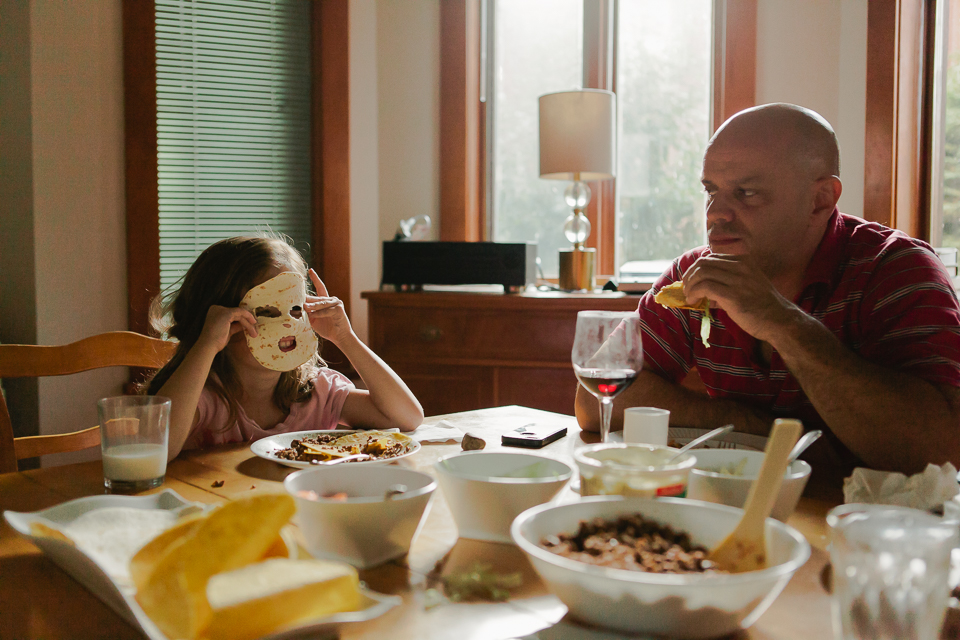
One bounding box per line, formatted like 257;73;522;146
203;558;361;640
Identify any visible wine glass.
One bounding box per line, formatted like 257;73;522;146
572;311;643;442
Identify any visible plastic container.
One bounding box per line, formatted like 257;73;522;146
574;443;696;498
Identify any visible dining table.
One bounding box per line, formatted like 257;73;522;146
0;405;853;640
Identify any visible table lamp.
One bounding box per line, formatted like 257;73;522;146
539;89;616;291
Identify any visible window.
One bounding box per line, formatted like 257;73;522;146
123;0;351;335
441;0;756;280
154;0;312;290
930;0;960;253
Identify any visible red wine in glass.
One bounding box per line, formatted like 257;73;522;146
574;368;638;399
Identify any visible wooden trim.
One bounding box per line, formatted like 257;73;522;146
317;0;352;315
0;392;15;473
439;0;482;242
713;0;757;132
864;0;936;237
865;0;898;227
122;0;159;335
914;0;940;240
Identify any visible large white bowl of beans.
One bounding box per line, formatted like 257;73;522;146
511;496;810;639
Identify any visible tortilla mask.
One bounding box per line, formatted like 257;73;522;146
239;272;319;371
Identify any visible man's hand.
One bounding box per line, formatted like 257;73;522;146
682;254;797;342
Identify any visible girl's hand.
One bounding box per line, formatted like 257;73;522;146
197;305;258;354
306;269;354;344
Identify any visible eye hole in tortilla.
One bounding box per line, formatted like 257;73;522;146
254;305;281;318
290;306;303;319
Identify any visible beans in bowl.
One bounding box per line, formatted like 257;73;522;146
541;513;724;574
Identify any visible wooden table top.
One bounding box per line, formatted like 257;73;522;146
0;406;841;640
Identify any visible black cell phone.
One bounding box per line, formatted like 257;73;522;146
501;424;568;449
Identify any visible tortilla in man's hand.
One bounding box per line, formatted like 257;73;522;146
654;281;713;348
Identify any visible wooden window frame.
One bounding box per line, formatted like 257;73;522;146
864;0;941;239
439;0;757;276
122;0;351;339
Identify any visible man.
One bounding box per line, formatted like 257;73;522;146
576;103;960;478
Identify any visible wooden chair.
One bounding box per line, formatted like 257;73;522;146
0;331;176;474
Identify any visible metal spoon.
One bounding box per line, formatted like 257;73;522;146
312;453;372;466
666;424;734;463
787;429;822;463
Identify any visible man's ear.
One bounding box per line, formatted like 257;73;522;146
812;176;842;219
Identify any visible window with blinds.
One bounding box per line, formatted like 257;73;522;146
155;0;312;290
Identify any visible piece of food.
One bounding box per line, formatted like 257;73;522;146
134;494;296;640
541;513;723;574
442;562;522;602
276;431;412;463
203;558;361;640
705;457;749;477
461;433;486;451
654;281;713;348
129;512;206;592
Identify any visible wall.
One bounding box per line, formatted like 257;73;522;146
750;0;867;217
376;0;441;243
0;0;128;466
349;0;381;341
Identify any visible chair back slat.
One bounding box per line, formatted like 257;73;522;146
0;332;176;472
0;392;15;474
0;331;175;378
14;426;102;461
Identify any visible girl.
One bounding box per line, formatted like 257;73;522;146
148;236;423;459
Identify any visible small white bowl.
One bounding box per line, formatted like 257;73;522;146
686;449;811;522
512;496;810;638
284;465;436;569
434;452;573;543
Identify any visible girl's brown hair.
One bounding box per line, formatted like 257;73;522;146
146;236;321;430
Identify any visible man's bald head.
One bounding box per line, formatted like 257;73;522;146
709;103;840;181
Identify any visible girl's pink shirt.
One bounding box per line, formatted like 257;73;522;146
183;369;355;449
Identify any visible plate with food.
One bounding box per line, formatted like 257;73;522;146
606;427;767;451
667;427;767;452
251;429;420;469
3;489;400;640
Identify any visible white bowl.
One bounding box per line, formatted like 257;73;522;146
284;465;436;569
512;497;810;639
434;452;573;543
686;449;811;522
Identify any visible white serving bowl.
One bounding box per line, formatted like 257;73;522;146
434;451;573;543
284;465;436;569
512;496;810;639
686;449;811;522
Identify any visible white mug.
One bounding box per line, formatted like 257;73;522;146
623;407;670;446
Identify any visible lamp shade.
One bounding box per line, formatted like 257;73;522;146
539;89;616;181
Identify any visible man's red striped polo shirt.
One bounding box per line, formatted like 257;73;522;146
637;209;960;455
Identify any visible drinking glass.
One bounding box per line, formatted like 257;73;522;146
828;503;958;640
98;396;171;493
572;311;643;442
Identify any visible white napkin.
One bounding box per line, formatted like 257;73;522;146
843;463;960;511
410;419;464;443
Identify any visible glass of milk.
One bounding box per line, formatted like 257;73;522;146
98;396;171;493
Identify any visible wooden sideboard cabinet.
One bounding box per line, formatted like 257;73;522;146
362;290;640;417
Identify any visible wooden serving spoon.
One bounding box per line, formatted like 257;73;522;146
708;418;802;573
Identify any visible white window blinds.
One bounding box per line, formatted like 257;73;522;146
155;0;312;290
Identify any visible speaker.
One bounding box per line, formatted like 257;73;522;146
382;242;537;291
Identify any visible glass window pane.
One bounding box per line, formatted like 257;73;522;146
616;0;712;269
941;1;960;254
492;0;582;277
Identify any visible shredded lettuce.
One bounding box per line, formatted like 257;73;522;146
700;307;712;348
